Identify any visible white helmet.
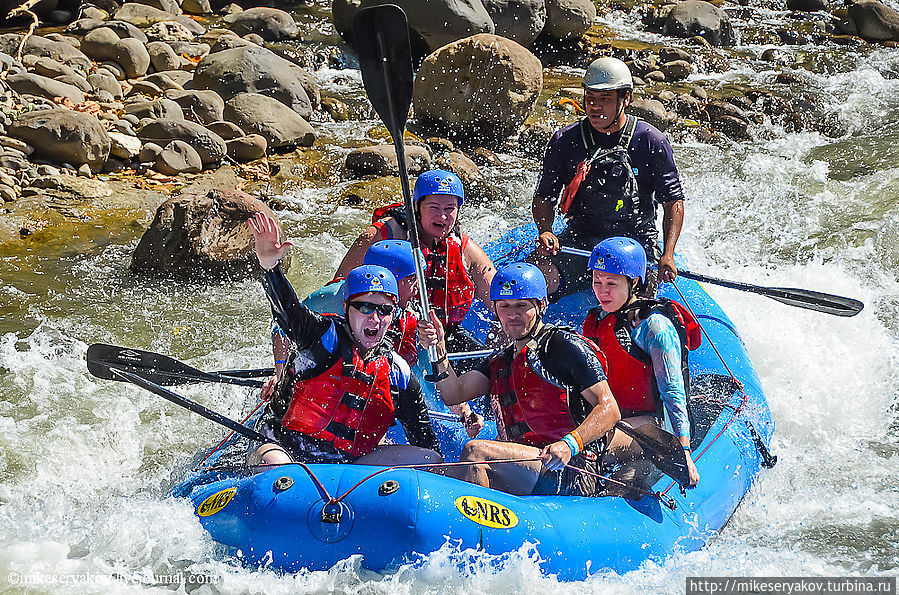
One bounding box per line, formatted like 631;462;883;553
583;57;633;92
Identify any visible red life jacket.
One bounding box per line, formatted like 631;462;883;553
371;203;475;327
281;344;396;457
389;310;419;367
582;299;700;418
489;329;608;448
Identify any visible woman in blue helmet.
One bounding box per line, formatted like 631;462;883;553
583;236;700;486
335;169;496;353
419;262;621;496
246;212;441;467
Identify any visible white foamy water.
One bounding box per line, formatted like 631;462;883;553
2;32;898;595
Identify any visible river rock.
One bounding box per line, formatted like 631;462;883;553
345;143;430;176
114;3;205;35
226;134;267;161
140;72;184;91
333;0;494;52
222;92;315;149
413;33;543;148
137;118;226;167
181;0;212;15
66;19;150;44
147;41;180;71
164;89;225;124
0;34;92;73
125;98;184;120
193;46;313;117
88;70;123;98
433;150;497;201
56;73;93;93
223;7;298;41
130;188;282;278
30;56;78;79
145;21;196;43
139;142;163;162
543;0;596;40
788;0;828;10
155;139;202;175
848;0;899;41
134;0;181;15
8;108;110;173
626;98;672;131
6;73;85;103
107;130;142;159
206;120;245;140
81;27;151;79
480;0;546;46
660;59;692;81
664;1;734;46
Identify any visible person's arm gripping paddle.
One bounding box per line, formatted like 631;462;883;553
418;310;490;406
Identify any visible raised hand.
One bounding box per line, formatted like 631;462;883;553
248;212;293;270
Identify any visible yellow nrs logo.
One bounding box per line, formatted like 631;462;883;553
197;488;236;517
455;496;518;529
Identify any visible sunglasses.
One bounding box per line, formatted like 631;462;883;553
348;301;395;317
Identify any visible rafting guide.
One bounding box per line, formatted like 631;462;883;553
529;57;685;301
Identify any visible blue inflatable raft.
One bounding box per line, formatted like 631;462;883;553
169;226;775;580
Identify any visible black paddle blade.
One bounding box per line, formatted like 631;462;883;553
86;344;263;388
615;422;691;486
353;4;414;140
678;270;864;317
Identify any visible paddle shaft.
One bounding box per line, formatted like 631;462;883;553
558;246;863;317
354;5;443;379
109;367;272;443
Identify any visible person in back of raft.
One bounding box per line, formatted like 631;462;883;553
418;262;623;496
335;169;496;355
528;57;685;301
246;212;442;467
583;236;700;486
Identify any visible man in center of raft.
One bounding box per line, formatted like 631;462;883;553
529;56;685;299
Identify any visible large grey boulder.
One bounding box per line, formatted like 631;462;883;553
147;40;180;71
481;0;546;46
543;0;595;40
663;0;734;46
333;0;494;51
848;0;899;41
413;33;543;148
0;34;91;73
226;134;267;162
345;144;431;176
223;7;298;41
137;119;226;168
65;18;149;43
155;140;203;175
133;0;181;15
124;98;184;120
113;3;205;35
193;45;314;118
81;27;151;79
165;89;225;124
88;70;123;98
6;72;85;103
222;92;315;149
8;108;110;173
130;188;284;278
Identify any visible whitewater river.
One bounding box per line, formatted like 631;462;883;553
1;7;898;594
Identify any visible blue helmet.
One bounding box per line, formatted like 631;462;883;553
344;264;398;301
412;169;465;206
363;240;424;281
490;262;547;302
587;236;647;283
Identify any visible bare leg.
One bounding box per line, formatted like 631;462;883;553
354;445;443;466
445;439;545;496
248;443;293;466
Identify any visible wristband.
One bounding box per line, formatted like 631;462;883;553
682;445;692;452
569;429;584;452
561;433;580;457
275;359;287;365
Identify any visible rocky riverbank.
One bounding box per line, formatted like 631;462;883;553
1;0;897;272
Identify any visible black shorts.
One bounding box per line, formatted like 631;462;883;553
255;411;356;464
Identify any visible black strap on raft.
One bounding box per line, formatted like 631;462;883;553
747;420;778;468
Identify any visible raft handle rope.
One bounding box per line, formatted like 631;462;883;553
670;280;777;470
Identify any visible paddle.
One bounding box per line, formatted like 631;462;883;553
87;349;272;443
614;421;691;486
87;343;267;388
559;246;864;317
353;4;445;381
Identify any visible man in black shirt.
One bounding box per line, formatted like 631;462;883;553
419;262;621;496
